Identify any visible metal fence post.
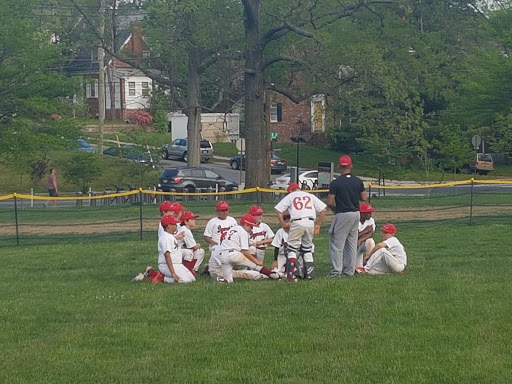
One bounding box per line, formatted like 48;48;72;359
368;184;372;204
139;188;143;240
14;194;19;246
469;178;474;225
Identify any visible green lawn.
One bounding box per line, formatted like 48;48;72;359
1;222;511;383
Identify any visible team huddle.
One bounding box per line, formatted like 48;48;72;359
135;155;408;284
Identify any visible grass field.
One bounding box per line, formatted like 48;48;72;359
1;222;511;383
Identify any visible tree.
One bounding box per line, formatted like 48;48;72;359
63;152;102;193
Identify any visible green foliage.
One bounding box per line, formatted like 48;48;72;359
62;152;102;194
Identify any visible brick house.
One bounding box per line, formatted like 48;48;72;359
266;92;327;145
66;13;153;121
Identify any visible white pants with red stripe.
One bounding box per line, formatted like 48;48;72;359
209;253;266;281
364;249;405;275
158;263;196;283
356;238;376;268
181;248;205;271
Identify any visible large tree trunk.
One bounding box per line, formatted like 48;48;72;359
243;0;270;189
185;45;202;167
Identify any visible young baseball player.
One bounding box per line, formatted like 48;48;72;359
275;183;327;281
356;222;407;275
248;205;274;262
202;201;237;274
356;203;376;268
211;214;280;283
270;213;290;274
158;201;185;240
176;211;205;273
153;215;196;284
158;201;175;238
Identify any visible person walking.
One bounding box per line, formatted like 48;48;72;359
327;156;367;278
44;168;59;207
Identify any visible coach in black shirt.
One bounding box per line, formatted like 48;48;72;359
327;155;367;277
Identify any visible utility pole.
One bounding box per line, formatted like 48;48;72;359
97;0;106;154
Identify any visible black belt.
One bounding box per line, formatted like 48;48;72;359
256;246;266;250
222;249;236;253
291;217;314;222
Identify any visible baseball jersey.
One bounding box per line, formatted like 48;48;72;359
274;190;327;221
176;225;197;249
359;218;376;232
158;231;182;265
271;228;288;258
203;216;237;245
328;174;365;213
250;222;274;249
383;236;407;265
219;225;250;252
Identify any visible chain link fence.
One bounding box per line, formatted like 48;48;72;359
1;179;511;247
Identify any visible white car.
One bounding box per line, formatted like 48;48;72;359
271;170;319;190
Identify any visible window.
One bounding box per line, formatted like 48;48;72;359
310;94;326;132
270;102;283;123
143;50;150;58
86;79;98;98
128;82;135;96
205;170;220;179
141;82;150;97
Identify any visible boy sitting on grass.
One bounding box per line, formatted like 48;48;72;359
356;223;407;275
153;215;196;284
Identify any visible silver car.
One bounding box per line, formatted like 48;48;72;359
161;138;214;162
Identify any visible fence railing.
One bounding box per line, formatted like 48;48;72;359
1;179;511;246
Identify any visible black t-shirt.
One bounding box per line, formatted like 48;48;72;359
328;174;364;213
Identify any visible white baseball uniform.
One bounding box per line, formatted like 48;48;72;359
215;225;266;283
158;231;195;283
203;216;237;255
356;217;376;268
274;190;326;260
176;224;205;272
364;236;407;275
271;228;289;273
249;222;274;261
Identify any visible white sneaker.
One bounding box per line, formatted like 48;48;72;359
132;273;144;282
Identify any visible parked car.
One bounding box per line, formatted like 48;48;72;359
466;153;494;175
271;170;319;190
161;138;214;162
103;146;154;167
229;153;288;174
74;139;96;153
157;167;238;193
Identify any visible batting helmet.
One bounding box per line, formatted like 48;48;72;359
381;223;397;234
216;201;230;211
249;205;264;215
159;201;174;213
287;183;300;193
360;203;375;213
161;215;179;227
240;214;257;227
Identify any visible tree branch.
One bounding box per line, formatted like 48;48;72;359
263;55;303;70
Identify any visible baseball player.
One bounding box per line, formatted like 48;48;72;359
270;213;290;274
356;203;376;268
357;223;407;275
170;202;185;221
153;215;196;284
202;201;237;274
248;206;274;262
158;201;185;240
176;211;205;274
210;214;280;283
275;183;327;281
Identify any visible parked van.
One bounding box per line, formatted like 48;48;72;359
468;153;494;175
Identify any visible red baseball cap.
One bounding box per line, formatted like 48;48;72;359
216;201;230;211
171;202;185;213
161;215;179;227
240;214;257;227
159;201;174;213
180;211;199;222
360;203;375;213
339;155;352;167
287;183;300;193
249;205;264;215
381;223;397;234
